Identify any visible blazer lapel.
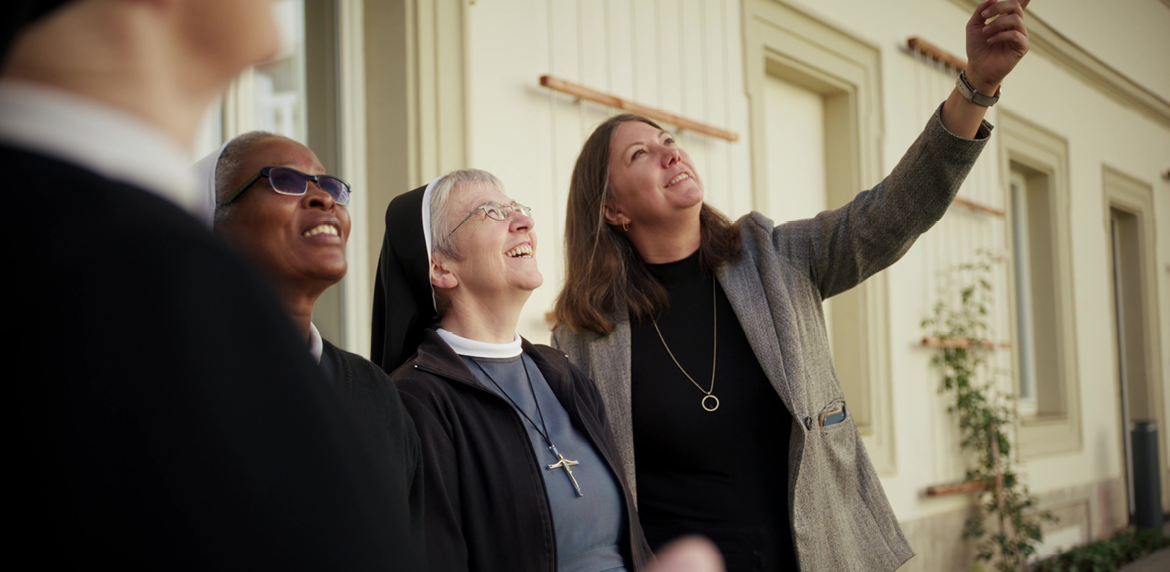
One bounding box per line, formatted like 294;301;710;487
587;313;637;494
717;251;797;416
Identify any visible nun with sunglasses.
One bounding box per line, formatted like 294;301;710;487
197;131;428;571
371;169;653;572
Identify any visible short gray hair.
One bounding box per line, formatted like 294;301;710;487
429;168;506;260
213;130;281;225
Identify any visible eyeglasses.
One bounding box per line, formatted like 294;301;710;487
218;166;352;207
448;201;533;237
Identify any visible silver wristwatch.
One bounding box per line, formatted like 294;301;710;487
956;70;1000;107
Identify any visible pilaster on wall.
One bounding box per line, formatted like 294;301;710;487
337;0;371;356
742;0;895;475
363;0;469;331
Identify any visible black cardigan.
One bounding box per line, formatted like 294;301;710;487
321;340;428;571
391;329;652;572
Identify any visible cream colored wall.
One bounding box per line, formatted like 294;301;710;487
1029;0;1170;98
453;0;1170;528
463;0;753;342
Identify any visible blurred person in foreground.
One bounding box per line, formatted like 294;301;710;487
372;170;653;572
6;1;418;568
206;131;426;569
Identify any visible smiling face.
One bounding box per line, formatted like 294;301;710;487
217;137;351;293
604;120;704;228
432;182;542;310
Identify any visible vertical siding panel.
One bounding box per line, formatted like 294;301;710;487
723;0;752;216
677;0;707;202
576;0;611;157
701;0;731;215
541;0;588;341
550;0;580;83
608;0;634;101
631;0;659;107
578;0;609;92
656;0;683;114
679;0;705;123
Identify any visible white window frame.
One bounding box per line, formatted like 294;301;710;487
1009;170;1039;418
999;111;1082;459
743;0;893;473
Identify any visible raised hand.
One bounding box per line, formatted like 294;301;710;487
965;0;1031;95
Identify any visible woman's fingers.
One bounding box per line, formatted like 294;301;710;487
982;14;1024;37
987;29;1029;52
968;0;999;27
981;0;1026;20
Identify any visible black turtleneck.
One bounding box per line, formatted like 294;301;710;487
630;250;797;572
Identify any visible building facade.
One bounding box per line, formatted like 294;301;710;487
194;1;1170;569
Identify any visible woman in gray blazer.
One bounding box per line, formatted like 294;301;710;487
552;1;1033;570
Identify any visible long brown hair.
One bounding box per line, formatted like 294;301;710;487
553;114;743;335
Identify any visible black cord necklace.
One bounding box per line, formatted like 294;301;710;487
470;357;584;497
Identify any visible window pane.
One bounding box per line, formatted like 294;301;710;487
1011;172;1038;410
254;0;307;143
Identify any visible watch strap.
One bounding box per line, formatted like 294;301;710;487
956;70;1000;107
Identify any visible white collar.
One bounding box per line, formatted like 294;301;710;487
436;328;522;359
308;322;324;364
0;79;202;218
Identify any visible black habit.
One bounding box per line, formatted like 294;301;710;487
319;338;428;567
17;144;423;570
391;329;653;572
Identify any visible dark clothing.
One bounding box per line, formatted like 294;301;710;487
391;330;652;572
464;355;628;572
371;184;437;372
18;144;420;570
321;340;428;571
555;107;993;570
630;252;797;572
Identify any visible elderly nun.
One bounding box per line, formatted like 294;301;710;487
197;132;427;571
372;169;652;572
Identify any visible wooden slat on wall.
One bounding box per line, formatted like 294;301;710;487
908;37;966;70
539;75;740;141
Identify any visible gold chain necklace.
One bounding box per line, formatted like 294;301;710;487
652;279;719;412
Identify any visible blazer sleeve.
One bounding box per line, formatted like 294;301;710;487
397;389;471;572
770;103;992;300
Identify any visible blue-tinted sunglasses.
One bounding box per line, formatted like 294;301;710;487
219;166;352;207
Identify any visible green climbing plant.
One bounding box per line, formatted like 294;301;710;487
921;250;1056;572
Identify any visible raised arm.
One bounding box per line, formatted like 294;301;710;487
779;0;1030;299
942;0;1031;138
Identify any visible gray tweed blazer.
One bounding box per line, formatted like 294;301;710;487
552;107;991;571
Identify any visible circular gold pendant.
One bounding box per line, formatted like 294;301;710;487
701;394;719;412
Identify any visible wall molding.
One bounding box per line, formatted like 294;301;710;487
363;0;470;327
948;0;1170;130
998;110;1084;459
337;0;371;356
743;0;895;474
1103;165;1169;511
